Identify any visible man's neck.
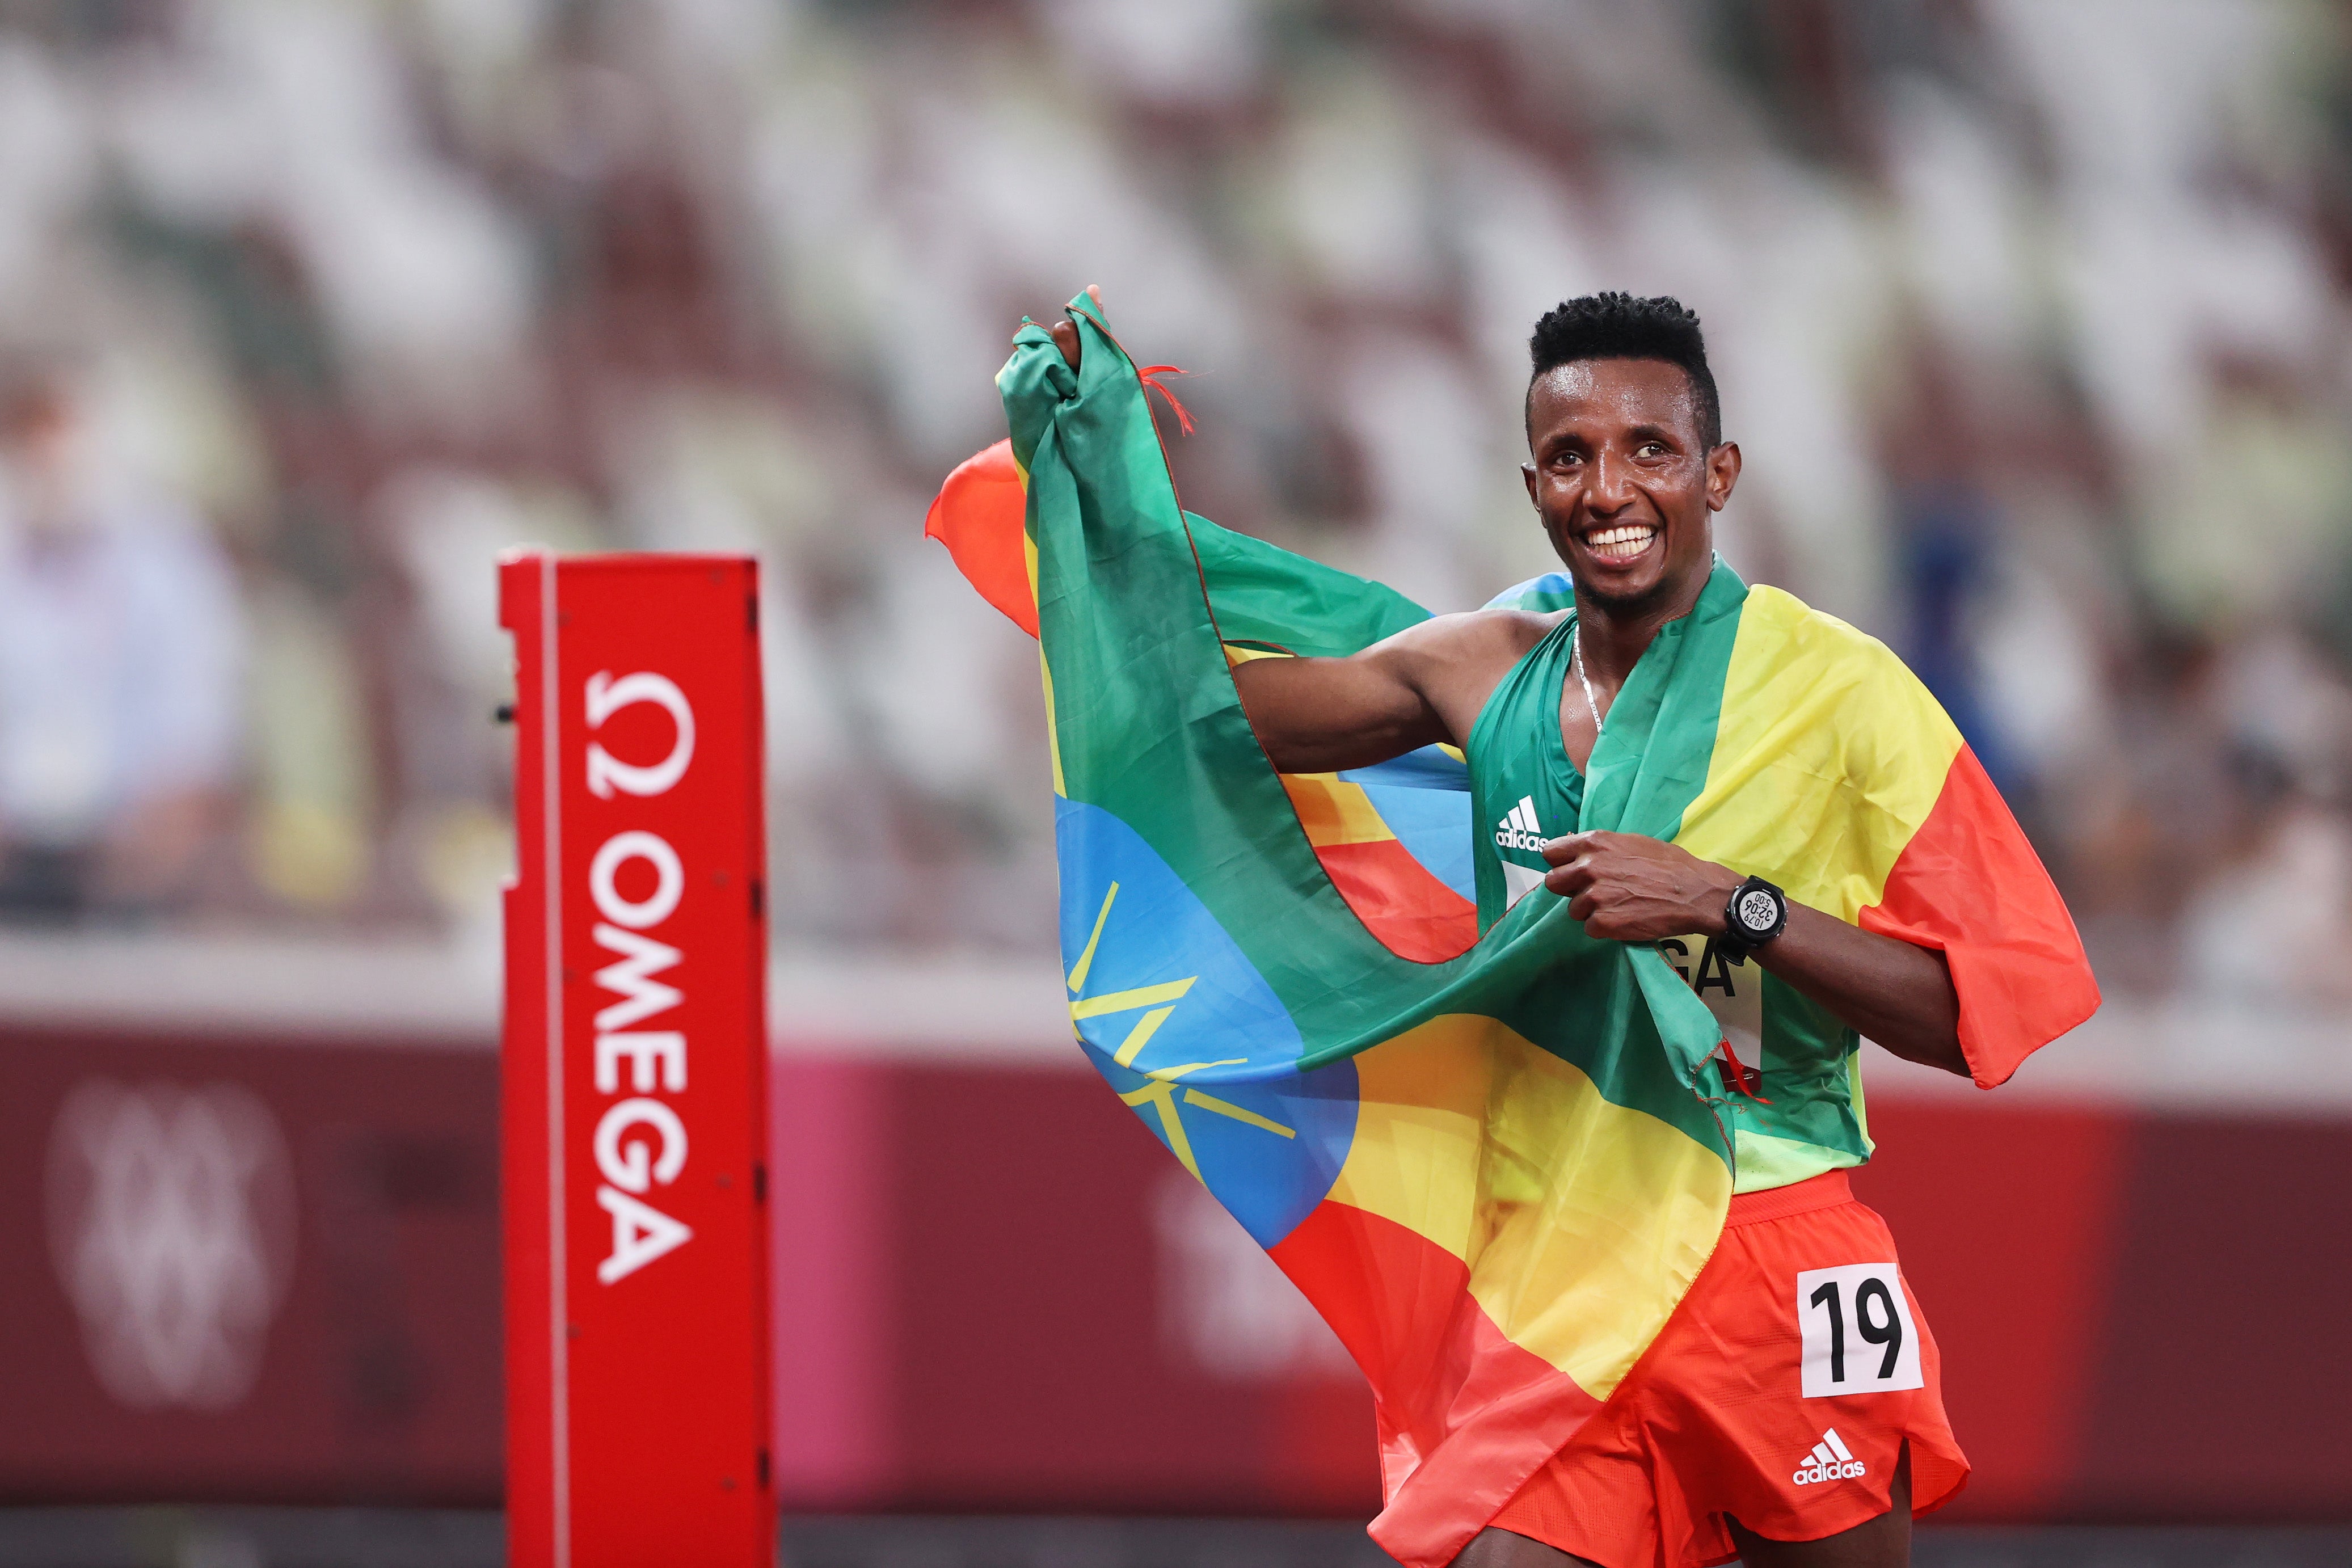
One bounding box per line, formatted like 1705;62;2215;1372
1573;564;1711;692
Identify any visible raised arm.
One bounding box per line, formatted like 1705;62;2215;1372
1043;292;1538;777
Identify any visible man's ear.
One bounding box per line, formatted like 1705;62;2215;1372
1522;461;1540;509
1705;442;1742;511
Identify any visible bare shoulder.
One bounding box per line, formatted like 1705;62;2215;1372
1378;606;1559;664
1375;606;1562;745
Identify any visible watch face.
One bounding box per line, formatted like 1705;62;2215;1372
1735;886;1780;935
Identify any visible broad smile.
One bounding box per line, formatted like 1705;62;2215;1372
1579;522;1659;563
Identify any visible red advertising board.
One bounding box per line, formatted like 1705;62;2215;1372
500;553;773;1568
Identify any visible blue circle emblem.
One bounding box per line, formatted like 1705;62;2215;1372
1055;798;1357;1247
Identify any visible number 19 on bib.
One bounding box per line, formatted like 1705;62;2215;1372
1797;1263;1924;1398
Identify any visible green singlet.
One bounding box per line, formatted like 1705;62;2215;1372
1465;609;1873;1195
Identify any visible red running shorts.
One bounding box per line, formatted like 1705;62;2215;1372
1484;1168;1970;1568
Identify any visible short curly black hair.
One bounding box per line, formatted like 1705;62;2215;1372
1527;293;1721;448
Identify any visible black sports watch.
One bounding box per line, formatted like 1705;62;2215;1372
1719;875;1788;955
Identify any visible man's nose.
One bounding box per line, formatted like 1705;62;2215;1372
1585;449;1638;515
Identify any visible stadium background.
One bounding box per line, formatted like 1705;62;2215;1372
0;0;2346;1563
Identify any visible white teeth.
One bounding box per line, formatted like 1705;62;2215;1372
1584;525;1657;558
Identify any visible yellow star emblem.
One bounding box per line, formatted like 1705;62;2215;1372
1065;880;1297;1182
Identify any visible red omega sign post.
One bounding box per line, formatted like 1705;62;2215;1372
500;553;774;1568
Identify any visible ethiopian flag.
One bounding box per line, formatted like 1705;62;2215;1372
926;297;2096;1566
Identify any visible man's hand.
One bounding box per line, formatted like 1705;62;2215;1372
1045;284;1105;370
1540;832;1741;942
1544;831;1971;1077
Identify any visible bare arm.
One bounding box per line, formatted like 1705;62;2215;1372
1757;905;1964;1073
1230;614;1539;772
1540;831;1968;1076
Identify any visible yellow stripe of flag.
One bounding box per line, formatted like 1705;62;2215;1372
1327;1014;1729;1398
1280;772;1397;848
1675;587;1962;921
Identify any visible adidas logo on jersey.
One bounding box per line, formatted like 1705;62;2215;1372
1493;795;1547;854
1791;1428;1866;1486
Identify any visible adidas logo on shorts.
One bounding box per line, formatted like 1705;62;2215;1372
1792;1428;1866;1486
1494;795;1546;853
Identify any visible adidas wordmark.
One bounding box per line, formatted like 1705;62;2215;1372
1791;1428;1866;1486
1494;795;1546;853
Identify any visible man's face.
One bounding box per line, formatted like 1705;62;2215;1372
1521;358;1739;614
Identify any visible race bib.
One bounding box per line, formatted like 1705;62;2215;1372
1797;1263;1923;1398
1659;933;1763;1067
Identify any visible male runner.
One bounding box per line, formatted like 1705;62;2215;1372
1047;291;2085;1567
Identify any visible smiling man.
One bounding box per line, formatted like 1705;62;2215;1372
1038;292;2095;1568
1205;297;1973;1094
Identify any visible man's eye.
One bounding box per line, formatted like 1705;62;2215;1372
1638;442;1667;457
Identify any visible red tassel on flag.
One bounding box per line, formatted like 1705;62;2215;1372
1136;365;1196;435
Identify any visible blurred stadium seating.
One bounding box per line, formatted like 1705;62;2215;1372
1;0;2349;984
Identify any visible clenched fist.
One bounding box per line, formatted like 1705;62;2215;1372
1540;831;1744;943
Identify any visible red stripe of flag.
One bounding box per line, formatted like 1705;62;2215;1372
1271;1200;1607;1568
1310;839;1479;964
924;439;1036;637
1858;746;2100;1088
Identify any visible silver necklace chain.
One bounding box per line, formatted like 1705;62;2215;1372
1571;623;1605;734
